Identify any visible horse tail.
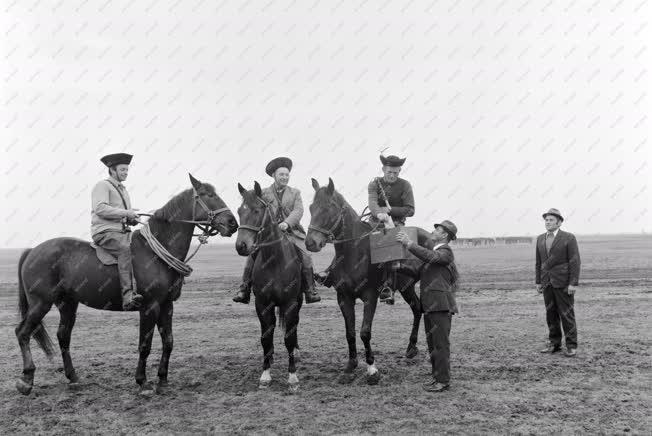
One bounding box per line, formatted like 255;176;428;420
17;248;55;358
276;307;286;331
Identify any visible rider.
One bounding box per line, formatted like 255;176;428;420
91;153;143;311
233;157;321;304
315;154;415;302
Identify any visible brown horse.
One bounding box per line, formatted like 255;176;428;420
235;181;303;391
305;178;423;384
15;174;238;395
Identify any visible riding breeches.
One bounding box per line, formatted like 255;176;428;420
92;230;134;292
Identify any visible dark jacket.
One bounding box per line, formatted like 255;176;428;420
407;240;458;314
368;177;415;225
535;229;581;288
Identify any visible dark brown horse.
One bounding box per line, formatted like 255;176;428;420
15;174;238;395
235;181;303;391
305;178;423;384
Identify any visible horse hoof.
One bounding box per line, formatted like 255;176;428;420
288;382;299;393
405;345;418;359
366;371;381;386
68;381;82;391
68;372;80;384
139;382;156;397
338;373;356;385
344;360;358;373
16;379;33;395
258;380;271;390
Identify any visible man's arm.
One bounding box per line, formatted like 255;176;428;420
367;179;384;217
407;242;453;265
92;182;128;220
283;189;303;228
567;234;581;286
388;181;415;219
535;237;542;285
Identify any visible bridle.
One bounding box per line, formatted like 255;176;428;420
308;202;381;245
237;196;286;252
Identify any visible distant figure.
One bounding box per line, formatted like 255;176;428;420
536;208;581;357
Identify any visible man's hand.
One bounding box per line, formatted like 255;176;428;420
126;209;139;220
396;230;413;247
536;284;544;294
376;213;390;222
278;222;289;231
567;285;577;296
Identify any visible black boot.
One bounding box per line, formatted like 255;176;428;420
303;268;321;304
122;289;143;311
232;281;251;304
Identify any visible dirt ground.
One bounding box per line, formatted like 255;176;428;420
0;235;650;434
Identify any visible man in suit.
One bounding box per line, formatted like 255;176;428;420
233;157;321;304
91;153;143;311
396;220;459;393
536;208;581;357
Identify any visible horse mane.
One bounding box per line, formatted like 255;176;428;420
151;188;193;222
314;187;370;232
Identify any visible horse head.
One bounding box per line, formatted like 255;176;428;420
235;181;272;256
306;177;343;252
188;173;238;237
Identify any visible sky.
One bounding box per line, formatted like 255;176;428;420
1;1;650;248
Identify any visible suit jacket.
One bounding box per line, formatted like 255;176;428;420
535;229;581;288
262;184;306;239
407;240;458;314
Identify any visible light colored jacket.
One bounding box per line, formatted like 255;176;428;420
91;178;132;236
261;184;306;239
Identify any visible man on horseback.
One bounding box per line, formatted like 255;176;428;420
315;154;414;303
233;157;321;304
91;153;143;311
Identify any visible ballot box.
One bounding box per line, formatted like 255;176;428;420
369;226;418;264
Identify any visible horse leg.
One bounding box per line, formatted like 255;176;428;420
56;298;80;383
282;301;300;392
15;301;51;395
156;300;173;388
361;292;380;385
255;299;276;389
400;283;421;359
337;292;358;373
135;302;160;394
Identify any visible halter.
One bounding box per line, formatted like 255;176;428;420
237;196;286;252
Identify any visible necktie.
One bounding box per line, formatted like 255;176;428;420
545;231;555;254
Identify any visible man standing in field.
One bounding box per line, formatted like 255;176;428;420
396;220;459;392
536;208;581;357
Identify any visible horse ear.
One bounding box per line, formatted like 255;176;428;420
189;173;202;191
327;177;334;195
311;178;320;191
237;183;246;196
253;181;262;197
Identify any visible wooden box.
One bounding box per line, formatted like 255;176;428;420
369;226;418;264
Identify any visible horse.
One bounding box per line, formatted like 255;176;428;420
15;174;238;395
305;178;423;384
235;181;304;391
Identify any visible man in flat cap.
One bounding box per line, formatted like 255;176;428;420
315;154;415;303
396;220;459;392
536;208;581;357
233;157;321;304
91;153;143;311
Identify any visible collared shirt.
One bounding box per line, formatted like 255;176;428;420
433;242;446;251
547;228;559;238
91;177;132;236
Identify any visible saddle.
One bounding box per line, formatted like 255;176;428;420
90;232;134;266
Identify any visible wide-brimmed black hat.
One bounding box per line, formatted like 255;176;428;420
542;208;564;222
434;220;458;241
100;153;133;167
265;157;293;176
380;154;406;167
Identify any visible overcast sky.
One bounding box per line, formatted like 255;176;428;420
1;1;650;248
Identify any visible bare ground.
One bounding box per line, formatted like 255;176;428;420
0;236;650;435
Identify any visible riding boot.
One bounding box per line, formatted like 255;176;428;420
233;254;254;304
122;288;143;311
379;267;393;301
303;267;321;304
